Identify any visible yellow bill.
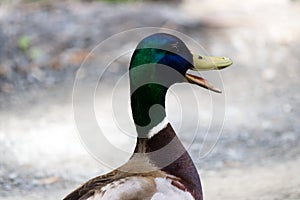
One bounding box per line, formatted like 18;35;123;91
185;54;233;93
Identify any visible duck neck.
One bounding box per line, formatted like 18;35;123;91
130;84;168;138
133;124;203;200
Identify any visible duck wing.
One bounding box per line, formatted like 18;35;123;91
63;170;120;200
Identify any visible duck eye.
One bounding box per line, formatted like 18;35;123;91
171;42;179;51
198;56;203;59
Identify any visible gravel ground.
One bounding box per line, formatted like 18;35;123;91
0;0;300;199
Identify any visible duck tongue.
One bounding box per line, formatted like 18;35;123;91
185;72;221;93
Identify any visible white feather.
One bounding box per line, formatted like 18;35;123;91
87;176;155;200
87;176;194;200
151;177;194;200
148;117;169;138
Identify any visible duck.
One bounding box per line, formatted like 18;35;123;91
63;33;232;200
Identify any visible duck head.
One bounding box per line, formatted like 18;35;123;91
129;33;232;138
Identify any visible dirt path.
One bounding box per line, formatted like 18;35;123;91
0;95;299;199
203;159;300;200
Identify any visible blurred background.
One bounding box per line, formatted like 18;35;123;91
0;0;299;199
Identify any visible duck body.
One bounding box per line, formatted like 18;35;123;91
63;33;232;200
64;124;201;200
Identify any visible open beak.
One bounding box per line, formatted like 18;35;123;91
185;54;233;93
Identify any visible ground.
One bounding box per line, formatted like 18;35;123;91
0;0;299;199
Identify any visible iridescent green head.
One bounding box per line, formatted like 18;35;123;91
129;33;232;137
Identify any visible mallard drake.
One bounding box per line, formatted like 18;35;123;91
63;33;232;200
